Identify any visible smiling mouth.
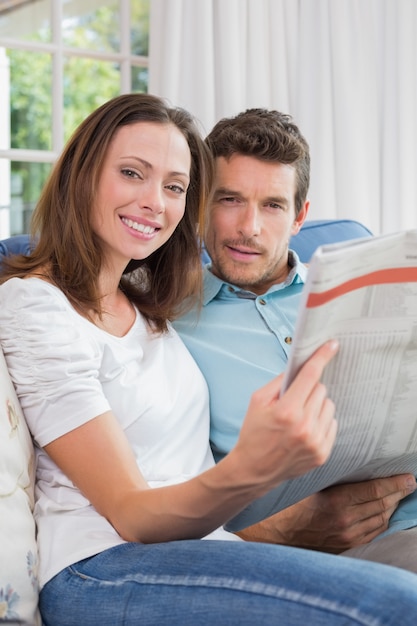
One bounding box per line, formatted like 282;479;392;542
121;217;159;235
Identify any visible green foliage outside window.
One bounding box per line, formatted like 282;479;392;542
7;1;149;234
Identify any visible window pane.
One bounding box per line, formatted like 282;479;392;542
131;0;150;56
0;0;51;42
63;56;120;140
0;158;11;238
10;161;52;236
131;64;148;93
63;0;120;53
8;49;52;150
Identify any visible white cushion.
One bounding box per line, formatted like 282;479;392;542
0;348;41;624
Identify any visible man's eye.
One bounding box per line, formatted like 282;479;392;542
220;196;237;203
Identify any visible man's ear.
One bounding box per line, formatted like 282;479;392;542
291;200;310;236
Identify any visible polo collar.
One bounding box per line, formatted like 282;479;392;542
202;249;308;306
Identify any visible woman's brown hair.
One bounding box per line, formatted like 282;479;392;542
0;94;214;332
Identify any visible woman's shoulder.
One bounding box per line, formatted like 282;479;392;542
1;275;60;293
0;276;70;312
0;277;103;372
0;276;79;335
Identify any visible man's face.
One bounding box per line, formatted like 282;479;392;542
204;154;309;295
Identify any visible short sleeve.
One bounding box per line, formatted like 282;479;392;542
0;278;110;447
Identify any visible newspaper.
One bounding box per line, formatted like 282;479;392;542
226;229;417;531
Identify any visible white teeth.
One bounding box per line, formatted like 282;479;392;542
122;217;156;234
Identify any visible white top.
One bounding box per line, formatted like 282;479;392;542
0;278;235;588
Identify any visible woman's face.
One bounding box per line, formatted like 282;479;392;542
92;121;191;274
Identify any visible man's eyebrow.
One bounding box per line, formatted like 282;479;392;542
265;195;290;206
213;186;240;196
213;188;290;206
121;156;189;179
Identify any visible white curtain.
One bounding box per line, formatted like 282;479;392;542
149;0;417;235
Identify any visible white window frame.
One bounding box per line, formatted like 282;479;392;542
0;0;148;237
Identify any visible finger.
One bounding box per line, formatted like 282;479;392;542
284;340;339;404
339;496;401;527
355;489;414;522
296;385;338;467
315;395;338;459
321;409;338;461
344;502;400;545
338;474;417;506
363;474;417;501
254;340;339;407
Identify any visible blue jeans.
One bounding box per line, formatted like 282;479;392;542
40;540;417;625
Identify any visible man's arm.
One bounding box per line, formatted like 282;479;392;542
235;474;416;553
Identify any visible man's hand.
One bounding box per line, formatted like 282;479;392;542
235;474;416;553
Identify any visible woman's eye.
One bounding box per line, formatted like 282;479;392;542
121;168;139;178
166;184;185;194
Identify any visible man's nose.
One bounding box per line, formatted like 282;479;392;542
237;206;261;237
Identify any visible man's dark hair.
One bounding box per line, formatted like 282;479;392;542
206;108;310;215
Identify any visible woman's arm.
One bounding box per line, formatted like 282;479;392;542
45;340;338;544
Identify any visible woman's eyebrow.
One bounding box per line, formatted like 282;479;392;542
120;156;190;180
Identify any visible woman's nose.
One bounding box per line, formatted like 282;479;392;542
140;183;165;214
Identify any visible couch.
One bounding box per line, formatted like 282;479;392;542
0;349;40;625
0;219;372;624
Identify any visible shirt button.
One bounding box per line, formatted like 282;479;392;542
259;299;267;305
228;286;235;292
284;336;292;344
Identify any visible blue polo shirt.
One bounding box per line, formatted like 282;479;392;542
174;250;417;538
174;251;307;459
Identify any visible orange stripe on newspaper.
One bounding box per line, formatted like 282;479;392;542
306;267;417;308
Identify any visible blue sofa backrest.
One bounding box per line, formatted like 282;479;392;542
0;234;33;262
290;219;373;262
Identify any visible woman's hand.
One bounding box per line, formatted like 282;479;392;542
230;339;339;493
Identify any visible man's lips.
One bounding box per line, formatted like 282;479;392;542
225;244;262;260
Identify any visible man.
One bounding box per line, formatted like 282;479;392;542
174;108;417;572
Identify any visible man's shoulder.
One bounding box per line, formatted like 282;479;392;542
173;268;227;336
201;265;226;305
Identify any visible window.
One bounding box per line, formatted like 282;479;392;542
0;0;149;237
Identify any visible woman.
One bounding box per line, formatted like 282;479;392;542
0;93;416;625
